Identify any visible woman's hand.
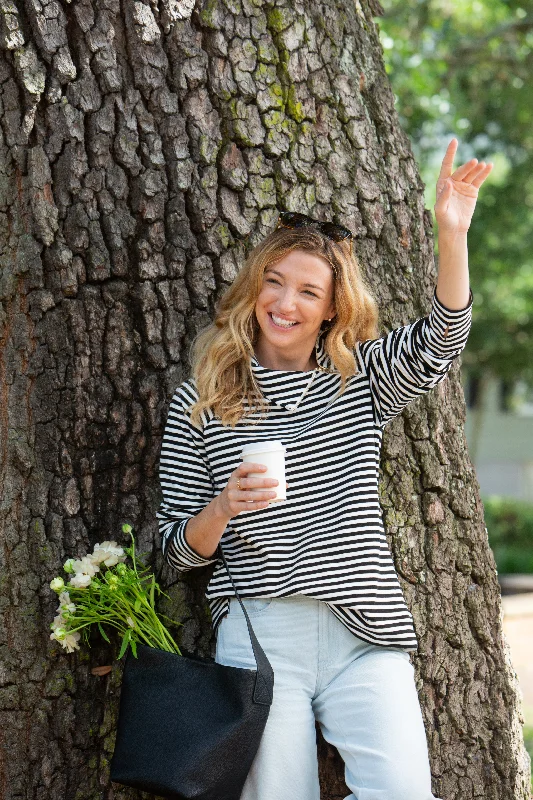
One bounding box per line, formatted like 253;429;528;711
215;462;280;520
434;137;493;235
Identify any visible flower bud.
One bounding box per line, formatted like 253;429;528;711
108;574;120;586
122;523;132;534
63;558;76;574
116;563;127;576
50;577;65;593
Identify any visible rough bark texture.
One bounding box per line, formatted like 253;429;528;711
0;0;529;798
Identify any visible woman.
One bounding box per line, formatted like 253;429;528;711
157;138;492;800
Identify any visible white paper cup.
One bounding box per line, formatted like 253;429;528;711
240;441;286;503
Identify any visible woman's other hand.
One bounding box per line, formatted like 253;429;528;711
214;462;280;520
434;137;493;235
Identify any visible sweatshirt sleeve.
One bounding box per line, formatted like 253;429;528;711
156;384;219;572
355;286;474;430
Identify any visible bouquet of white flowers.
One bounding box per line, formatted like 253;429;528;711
49;524;181;658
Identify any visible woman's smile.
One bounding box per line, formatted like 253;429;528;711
253;250;336;371
268;312;300;330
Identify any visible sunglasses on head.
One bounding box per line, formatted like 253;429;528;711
276;211;354;258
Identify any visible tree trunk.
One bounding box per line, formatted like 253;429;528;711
0;0;529;797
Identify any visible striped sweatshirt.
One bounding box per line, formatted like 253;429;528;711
157;286;474;650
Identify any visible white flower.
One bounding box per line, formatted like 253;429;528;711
62;631;81;652
69;572;92;589
71;556;100;577
58;592;76;614
63;558;76;574
51;613;66;631
50;577;65;593
91;541;126;567
126;616;135;628
50;628;81;652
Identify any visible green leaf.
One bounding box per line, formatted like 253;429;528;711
130;638;138;658
97;622;110;643
118;630;131;660
134;598;141;613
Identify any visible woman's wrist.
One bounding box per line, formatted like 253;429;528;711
184;495;231;559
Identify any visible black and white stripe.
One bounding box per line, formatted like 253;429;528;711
157;287;474;650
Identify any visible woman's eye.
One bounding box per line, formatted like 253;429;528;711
264;278;317;297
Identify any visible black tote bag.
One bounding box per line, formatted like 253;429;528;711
109;544;274;800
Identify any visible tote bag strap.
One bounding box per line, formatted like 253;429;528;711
214;543;273;702
156;540;274;704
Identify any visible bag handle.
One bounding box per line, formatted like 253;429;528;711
156;541;274;704
215;543;274;702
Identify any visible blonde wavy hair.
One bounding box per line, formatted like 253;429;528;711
187;225;380;428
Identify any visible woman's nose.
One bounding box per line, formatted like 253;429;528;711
277;290;297;312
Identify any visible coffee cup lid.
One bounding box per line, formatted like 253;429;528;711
241;440;286;457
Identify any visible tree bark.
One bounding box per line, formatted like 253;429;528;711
0;0;529;798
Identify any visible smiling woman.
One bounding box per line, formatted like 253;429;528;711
185;223;380;429
254;252;337;371
156;188;479;800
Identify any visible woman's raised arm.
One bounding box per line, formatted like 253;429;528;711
434;136;492;310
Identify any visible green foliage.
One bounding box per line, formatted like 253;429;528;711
482;495;533;573
49;528;183;658
379;0;533;388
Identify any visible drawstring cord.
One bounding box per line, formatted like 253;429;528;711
287;370;318;413
287;363;339;413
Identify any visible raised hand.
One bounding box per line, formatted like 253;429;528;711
434;138;493;235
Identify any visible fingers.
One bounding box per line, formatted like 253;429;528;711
236;462;268;476
439;136;494;188
471;162;493;188
437;137;458;180
228;488;278;503
451;158;480;183
226;462;281;512
234;462;279;487
437;162;493;202
452;159;494;184
236;475;279;490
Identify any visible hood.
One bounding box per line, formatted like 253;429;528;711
249;332;337;413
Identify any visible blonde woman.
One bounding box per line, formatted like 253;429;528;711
157;138;492;800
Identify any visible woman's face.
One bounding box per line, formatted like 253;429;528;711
254;249;336;366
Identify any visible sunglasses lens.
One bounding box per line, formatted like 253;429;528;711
277;213;352;254
279;212;313;228
319;222;352;241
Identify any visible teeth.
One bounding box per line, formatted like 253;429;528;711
271;314;297;328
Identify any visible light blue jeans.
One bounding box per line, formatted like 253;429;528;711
215;594;442;800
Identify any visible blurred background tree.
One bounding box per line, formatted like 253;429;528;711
378;0;533;389
377;2;533;776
